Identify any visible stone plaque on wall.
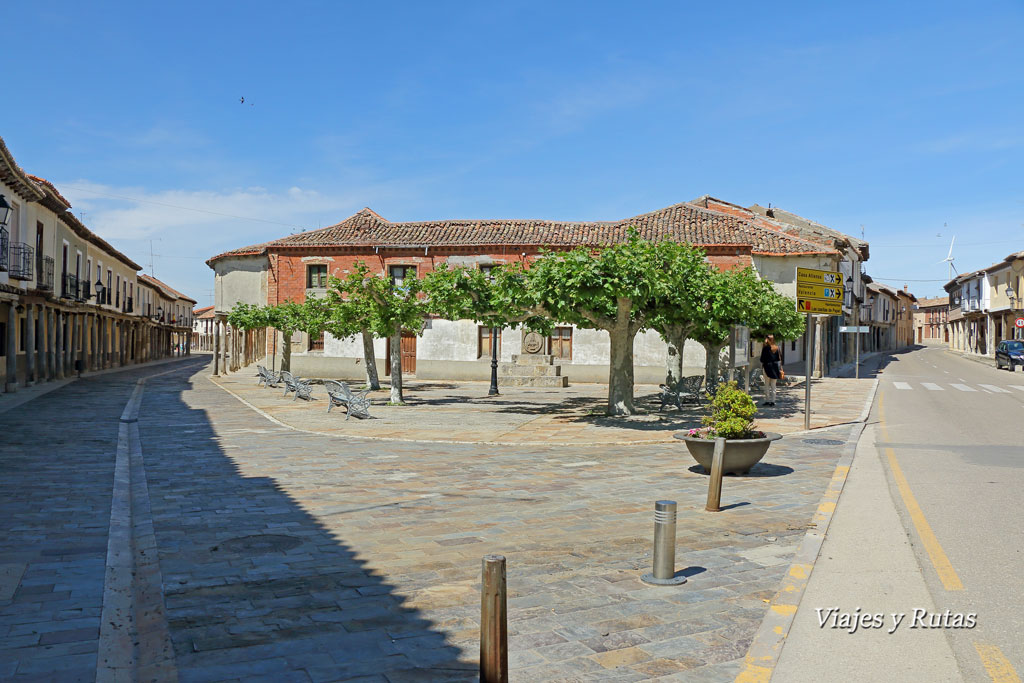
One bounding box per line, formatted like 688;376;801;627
522;331;545;354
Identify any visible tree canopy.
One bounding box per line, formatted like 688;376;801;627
525;232;710;415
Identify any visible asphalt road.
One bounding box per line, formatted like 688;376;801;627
874;344;1024;680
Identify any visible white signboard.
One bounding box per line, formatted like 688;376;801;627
732;325;750;367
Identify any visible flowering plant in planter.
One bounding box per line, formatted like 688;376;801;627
693;381;765;440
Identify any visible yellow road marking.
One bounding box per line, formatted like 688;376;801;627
878;392;964;591
975;643;1022;683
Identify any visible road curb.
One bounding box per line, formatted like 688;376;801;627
98;363;186;681
735;419;868;682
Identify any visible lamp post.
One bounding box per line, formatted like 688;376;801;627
1007;287;1018;339
94;280;105;305
0;194;11;226
846;276;860;378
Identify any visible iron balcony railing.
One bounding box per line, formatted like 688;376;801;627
38;256;55;291
125;297;133;313
9;242;33;280
0;226;7;272
62;273;80;299
79;279;91;301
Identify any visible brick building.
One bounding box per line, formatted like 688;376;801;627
207;198;867;383
914;297;949;344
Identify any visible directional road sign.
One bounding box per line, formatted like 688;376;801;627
797;298;843;315
797;282;844;301
840;326;871;333
796;267;843;286
795;267;844;316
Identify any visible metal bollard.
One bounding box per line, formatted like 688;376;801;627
706;437;725;512
641;501;687;585
480;555;508;683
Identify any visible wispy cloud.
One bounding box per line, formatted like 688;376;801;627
917;131;1024;154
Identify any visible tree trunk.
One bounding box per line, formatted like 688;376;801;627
665;334;685;385
606;325;638;416
702;340;726;390
281;331;292;372
362;328;380;390
389;328;403;404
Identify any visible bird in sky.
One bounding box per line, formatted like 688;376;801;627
240;96;245;104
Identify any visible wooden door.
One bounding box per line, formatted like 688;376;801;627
548;327;572;360
385;331;417;375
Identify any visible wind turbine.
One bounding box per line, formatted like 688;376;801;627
939;236;958;280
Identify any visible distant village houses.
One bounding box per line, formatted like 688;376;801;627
945;251;1024;356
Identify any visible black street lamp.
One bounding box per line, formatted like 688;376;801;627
94;279;105;304
0;194;11;226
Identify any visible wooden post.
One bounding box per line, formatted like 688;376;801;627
705;437;726;512
480;555;508;683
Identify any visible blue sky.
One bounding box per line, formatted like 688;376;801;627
4;1;1023;304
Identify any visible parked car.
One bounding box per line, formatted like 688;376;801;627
995;340;1024;371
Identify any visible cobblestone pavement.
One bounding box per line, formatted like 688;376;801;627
214;372;872;444
141;361;854;681
0;360;862;681
0;364;179;681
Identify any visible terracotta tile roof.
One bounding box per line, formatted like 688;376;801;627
916;296;948;308
0;136;46;202
139;274;197;304
207;201;838;265
194;306;216;319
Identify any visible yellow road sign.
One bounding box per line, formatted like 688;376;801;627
796;267;842;286
797;298;843;315
797;282;844;301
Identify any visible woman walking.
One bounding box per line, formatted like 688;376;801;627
760;335;782;406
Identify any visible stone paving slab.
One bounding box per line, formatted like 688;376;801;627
0;364;179;681
214;372;873;445
136;361;858;680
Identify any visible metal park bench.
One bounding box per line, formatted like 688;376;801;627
280;371;314;401
323;380;372;419
256;365;280;388
658;374;704;411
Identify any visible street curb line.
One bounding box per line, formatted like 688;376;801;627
857;378;880;423
97;364;186;681
735;419;868;683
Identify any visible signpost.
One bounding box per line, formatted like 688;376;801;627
1016;318;1024;329
795;267;844;430
840;326;870;333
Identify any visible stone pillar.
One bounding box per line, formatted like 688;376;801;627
5;303;18;393
69;312;78;375
55;310;64;379
25;304;36;385
221;319;229;375
41;307;52;381
213;319;220;375
48;308;56;379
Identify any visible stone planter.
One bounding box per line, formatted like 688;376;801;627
673;432;783;475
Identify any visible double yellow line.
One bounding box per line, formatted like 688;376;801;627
879;392;1020;683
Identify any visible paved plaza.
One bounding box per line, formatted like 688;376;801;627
213;371;873;445
0;358;869;681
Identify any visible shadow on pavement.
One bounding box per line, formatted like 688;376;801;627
138;359;473;681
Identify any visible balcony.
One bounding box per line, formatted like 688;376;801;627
62;273;80;299
37;256;55;292
125;297;133;313
79;279;91;302
8;243;34;280
0;227;7;271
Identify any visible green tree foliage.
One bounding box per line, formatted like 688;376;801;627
226;302;269;330
324;263;384;390
421;262;553;332
525;232;710;416
332;264;426;404
687;268;804;387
